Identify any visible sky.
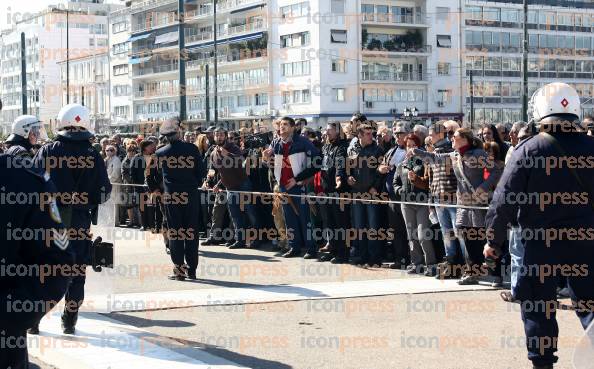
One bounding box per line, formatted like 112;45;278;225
1;0;122;31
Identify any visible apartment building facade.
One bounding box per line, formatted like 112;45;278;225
122;0;464;131
463;0;594;124
0;0;123;135
58;52;111;133
109;7;134;131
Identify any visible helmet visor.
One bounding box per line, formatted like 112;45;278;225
29;124;49;142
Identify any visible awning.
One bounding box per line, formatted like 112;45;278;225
129;56;152;64
437;35;451;48
128;33;153;43
155;31;179;45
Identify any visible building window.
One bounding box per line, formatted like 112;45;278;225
255;93;268;105
113;64;129;76
90;24;106;34
331;30;347;44
437;90;450;107
331;0;345;14
333;88;346;102
114;105;130;117
436;35;451;48
467;6;482;20
283;89;311;104
280;2;309;19
281;61;311;77
113;85;131;97
483;8;500;22
112;21;129;34
436;7;449;22
331;59;347;73
112;42;129;55
237;95;250;107
437;62;451;76
281;31;310;48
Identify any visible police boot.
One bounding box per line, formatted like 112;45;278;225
61;310;78;334
167;265;187;281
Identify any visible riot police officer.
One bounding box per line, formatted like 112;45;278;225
155;117;203;281
32;103;111;334
0;154;74;369
4;115;45;158
485;83;594;369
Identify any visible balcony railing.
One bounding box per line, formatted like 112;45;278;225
133;64;178;76
133;15;178;33
362;44;431;54
185;32;213;44
185;22;264;44
184;77;269;93
131;0;176;11
185;0;264;19
362;13;425;25
361;72;428;82
134;87;178;99
186;49;267;69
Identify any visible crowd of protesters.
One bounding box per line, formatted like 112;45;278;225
1;115;591;287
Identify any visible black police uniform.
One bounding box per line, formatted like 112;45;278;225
0;154;74;369
155;139;203;279
486;126;594;367
4;136;33;158
33;134;111;331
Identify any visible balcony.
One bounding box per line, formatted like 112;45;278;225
134;87;178;99
133;64;178;77
186;49;267;69
362;44;431;55
184;77;269;94
361;72;428;83
131;0;177;12
361;13;427;27
185;21;265;45
185;0;266;20
133;15;178;33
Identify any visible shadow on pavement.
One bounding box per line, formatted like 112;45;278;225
165;336;293;369
107;312;196;328
192;278;329;298
199;249;282;262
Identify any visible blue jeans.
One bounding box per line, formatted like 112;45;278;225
435;206;466;262
281;185;316;254
227;179;260;245
351;201;382;264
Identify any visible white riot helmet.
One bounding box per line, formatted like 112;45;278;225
7;115;46;143
528;82;581;123
55;103;94;139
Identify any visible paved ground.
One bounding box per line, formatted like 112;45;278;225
27;226;591;369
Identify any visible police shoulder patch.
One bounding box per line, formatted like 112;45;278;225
52;228;69;251
49;200;62;224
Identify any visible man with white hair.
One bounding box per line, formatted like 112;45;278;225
412;124;428;146
443;120;460;142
